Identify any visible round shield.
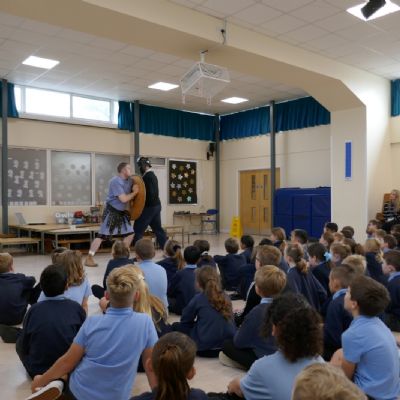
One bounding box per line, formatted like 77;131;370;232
130;175;146;221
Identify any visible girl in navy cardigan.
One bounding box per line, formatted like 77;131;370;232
308;242;334;296
365;238;387;284
285;243;327;312
174;266;236;357
157;240;185;283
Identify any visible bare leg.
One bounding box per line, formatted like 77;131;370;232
123;233;134;249
89;238;103;255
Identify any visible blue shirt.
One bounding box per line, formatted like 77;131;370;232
240;351;324;400
38;276;92;305
70;307;158;400
139;260;168;309
106;175;132;211
234;298;275;358
0;272;36;325
168;264;197;315
176;292;236;351
17;296;85;377
342;316;400;399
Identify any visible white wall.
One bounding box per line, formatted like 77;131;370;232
219;125;331;232
5;118;216;227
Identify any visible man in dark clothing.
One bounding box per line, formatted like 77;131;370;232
134;157;167;249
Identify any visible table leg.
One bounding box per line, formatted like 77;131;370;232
55;233;59;249
41;232;45;255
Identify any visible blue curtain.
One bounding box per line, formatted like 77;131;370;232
391;79;400;117
139;104;215;141
220;106;270;140
274;97;330;132
0;82;18;118
118;101;134;132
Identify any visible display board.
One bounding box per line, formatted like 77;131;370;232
168;159;197;204
8;148;47;206
95;154;130;203
51;151;91;206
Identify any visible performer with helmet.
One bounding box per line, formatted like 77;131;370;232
84;162;138;267
134;157;167;249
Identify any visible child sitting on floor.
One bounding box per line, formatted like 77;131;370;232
292;363;367;400
194;239;217;268
320;231;334;250
38;250;91;314
220;265;286;370
364;238;386;284
285;243;327;312
136;238;168;309
270;227;286;255
240;235;254;264
383;234;397;253
168;246;201;315
323;265;354;361
92;240;135;299
214;238;246;291
17;265;85;379
324;222;338;234
173;266;236;358
343;255;367;276
332;275;400;400
29;266;158;400
382;250;400;332
158;239;185;283
131;332;207;400
308;242;333;296
209;293;323;400
0;253;37;343
330;243;352;266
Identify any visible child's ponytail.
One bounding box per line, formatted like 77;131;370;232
164;240;185;270
153;332;196;400
196;266;232;320
286;244;309;275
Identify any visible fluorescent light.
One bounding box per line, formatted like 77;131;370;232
148;82;179;91
347;0;400;21
221;97;249;104
22;55;59;69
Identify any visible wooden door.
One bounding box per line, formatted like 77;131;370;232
240;169;280;235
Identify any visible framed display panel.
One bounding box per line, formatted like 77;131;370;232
51;151;91;206
95;154;130;203
8;148;47;206
168;159;197;204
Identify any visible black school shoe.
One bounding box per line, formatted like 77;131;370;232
0;324;21;343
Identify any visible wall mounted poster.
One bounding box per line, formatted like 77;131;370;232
168;160;197;204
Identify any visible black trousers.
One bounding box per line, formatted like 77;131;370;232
133;204;167;249
221;339;257;371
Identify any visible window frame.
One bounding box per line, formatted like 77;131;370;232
14;85;119;129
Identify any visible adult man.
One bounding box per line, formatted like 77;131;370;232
84;162;138;267
134;157;167;249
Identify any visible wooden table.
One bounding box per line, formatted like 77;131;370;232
0;237;40;253
172;213;207;235
9;224;100;254
45;226;99;250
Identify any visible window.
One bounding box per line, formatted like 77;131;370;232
51;151;91;206
14;86;22;112
14;85;119;127
25;87;70;118
72;96;110;122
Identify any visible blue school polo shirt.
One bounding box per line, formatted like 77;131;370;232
106;176;132;211
240;350;324;400
139;260;168;308
342;316;400;399
70;307;158;400
38;276;92;305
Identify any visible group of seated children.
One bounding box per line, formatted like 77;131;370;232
1;220;400;400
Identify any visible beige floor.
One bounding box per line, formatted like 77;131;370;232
0;234;258;400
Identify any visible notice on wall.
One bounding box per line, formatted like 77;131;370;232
168;159;197;204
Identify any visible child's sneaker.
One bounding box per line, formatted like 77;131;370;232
26;380;64;400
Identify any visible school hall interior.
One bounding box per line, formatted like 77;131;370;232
1;0;400;399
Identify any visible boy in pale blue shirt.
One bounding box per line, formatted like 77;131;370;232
335;275;400;400
28;266;158;400
136;238;168;309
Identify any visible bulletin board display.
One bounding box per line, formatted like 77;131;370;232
168;159;197;204
51;151;91;206
95;154;130;203
8;148;47;206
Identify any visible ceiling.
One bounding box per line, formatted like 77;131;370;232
1;0;400;114
169;0;400;79
0;10;306;114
